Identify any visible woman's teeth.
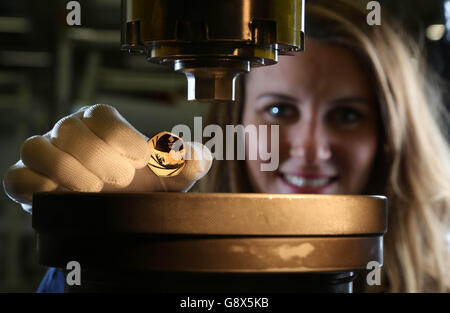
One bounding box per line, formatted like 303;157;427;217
283;174;333;188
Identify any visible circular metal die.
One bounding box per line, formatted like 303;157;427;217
33;192;387;236
33;192;387;274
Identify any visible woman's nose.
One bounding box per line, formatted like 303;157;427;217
289;121;332;164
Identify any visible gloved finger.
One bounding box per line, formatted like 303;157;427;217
39;105;88;140
20;135;104;192
179;141;213;182
102;141;213;193
82;104;150;169
3;160;58;206
50;115;135;187
39;104;95;141
154;141;213;192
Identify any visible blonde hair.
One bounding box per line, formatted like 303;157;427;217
195;0;450;292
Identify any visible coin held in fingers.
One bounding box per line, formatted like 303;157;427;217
148;131;186;177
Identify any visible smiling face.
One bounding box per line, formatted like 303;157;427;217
242;39;379;195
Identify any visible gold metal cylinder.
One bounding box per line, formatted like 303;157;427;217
121;0;305;102
32;192;387;292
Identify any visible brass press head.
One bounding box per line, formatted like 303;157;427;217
121;0;305;102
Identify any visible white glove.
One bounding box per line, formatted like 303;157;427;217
3;104;212;213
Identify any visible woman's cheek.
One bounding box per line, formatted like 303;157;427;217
244;119;283;193
243;117;264;192
337;134;378;194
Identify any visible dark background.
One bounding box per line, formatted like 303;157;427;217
0;0;448;292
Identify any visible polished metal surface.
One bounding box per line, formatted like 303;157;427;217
121;0;305;101
33;192;387;291
37;234;382;273
33;192;387;236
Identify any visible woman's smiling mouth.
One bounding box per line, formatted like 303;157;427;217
278;173;339;193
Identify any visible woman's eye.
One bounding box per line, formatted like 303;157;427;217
263;104;299;122
330;107;364;125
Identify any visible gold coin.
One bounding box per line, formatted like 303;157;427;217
148;131;186;177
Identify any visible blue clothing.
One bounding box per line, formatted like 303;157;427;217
36;267;65;293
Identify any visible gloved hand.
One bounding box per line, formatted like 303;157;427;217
3;104;212;213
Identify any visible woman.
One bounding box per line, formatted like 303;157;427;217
195;0;450;292
3;0;449;292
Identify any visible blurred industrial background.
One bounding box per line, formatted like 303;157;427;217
0;0;449;292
